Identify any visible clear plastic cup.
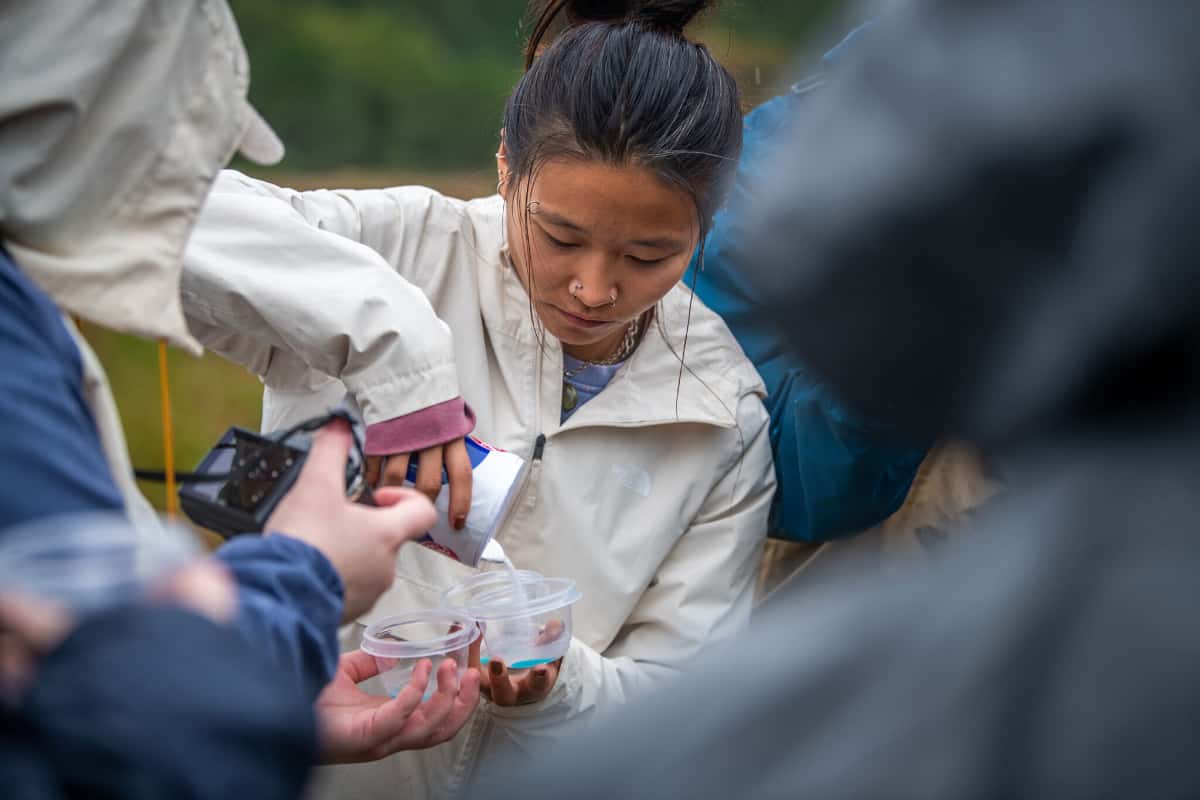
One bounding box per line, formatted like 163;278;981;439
440;570;581;670
0;512;201;612
360;610;480;699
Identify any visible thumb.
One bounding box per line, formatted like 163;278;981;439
297;419;353;496
364;487;437;549
370;485;433;510
339;648;383;683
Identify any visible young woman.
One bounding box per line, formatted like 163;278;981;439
181;0;773;795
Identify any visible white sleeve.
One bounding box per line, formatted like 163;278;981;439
483;396;774;743
180;171;460;424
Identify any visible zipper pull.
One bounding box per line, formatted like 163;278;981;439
532;433;546;461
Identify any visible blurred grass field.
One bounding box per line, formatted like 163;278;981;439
81;171;494;512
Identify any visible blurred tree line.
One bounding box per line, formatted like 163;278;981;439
232;0;847;173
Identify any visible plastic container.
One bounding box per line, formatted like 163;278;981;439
0;511;200;612
440;569;581;670
360;610;480;699
404;436;526;566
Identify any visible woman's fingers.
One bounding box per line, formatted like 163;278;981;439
364;455;382;487
414;447;444;504
371;440;468;531
523;664;552;702
488;659;518;706
443;438;473;530
475;656;560;706
381;453;411;488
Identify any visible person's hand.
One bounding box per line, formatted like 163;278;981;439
0;561;237;705
149;560;238;625
316;649;480;762
470;621;565;706
365;437;473;532
0;592;73;705
266;419;437;621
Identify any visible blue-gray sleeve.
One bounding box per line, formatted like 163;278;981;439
215;534;344;699
20;605;318;800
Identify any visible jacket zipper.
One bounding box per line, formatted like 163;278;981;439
518;432;545;509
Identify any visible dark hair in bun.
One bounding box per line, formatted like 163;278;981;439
527;0;709;59
505;0;740;250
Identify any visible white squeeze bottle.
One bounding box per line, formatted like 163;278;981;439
401;436;526;567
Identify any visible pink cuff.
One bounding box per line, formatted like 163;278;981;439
364;398;476;455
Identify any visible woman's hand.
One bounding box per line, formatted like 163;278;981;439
469;623;565;707
364;438;474;531
316;649;481;762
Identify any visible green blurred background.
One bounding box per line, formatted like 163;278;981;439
82;0;851;510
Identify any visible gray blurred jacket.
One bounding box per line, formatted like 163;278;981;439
480;0;1200;796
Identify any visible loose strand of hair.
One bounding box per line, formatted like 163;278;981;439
661;203;742;442
525;0;571;70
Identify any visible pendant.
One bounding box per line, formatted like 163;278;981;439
562;382;578;413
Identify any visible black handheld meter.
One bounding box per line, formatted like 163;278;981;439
139;408;367;539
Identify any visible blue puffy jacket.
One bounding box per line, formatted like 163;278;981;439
691;27;928;542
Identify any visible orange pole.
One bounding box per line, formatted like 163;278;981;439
157;340;177;516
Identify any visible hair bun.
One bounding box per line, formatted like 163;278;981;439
564;0;633;23
565;0;710;34
627;0;710;34
525;0;712;69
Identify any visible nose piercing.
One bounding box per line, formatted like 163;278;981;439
570;281;618;308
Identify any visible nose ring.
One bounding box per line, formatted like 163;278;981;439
569;281;619;308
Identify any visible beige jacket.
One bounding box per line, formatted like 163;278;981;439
182;171;775;797
0;0;273;522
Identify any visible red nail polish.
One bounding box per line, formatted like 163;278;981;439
454;515;467;530
490;661;504;676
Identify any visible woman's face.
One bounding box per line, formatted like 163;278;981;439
503;157;699;362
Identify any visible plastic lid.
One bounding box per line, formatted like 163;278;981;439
440;570;582;621
360;609;480;659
